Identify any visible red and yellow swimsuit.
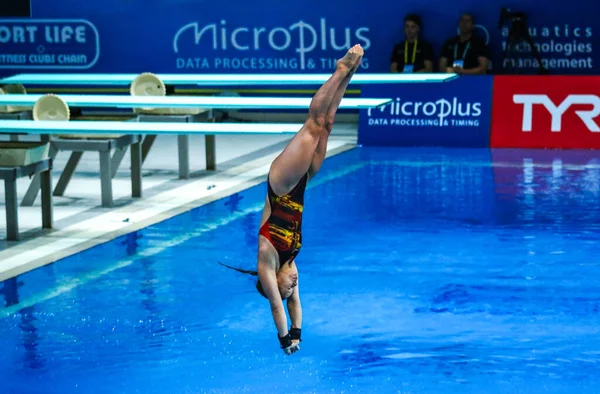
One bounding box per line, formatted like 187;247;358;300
259;174;308;265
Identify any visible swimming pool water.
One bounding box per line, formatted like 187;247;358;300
2;147;600;394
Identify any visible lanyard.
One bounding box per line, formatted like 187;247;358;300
454;41;470;60
404;40;417;64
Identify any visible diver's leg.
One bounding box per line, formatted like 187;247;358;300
268;44;364;195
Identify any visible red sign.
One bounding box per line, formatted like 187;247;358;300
491;76;600;149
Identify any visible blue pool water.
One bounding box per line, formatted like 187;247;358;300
2;147;600;394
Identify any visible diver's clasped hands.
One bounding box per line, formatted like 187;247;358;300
278;327;302;355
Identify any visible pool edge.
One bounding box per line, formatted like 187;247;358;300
0;142;357;282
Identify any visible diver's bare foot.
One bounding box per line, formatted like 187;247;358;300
336;44;364;73
350;54;363;74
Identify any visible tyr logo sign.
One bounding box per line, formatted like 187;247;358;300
513;94;600;132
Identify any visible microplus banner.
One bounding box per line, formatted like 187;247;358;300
0;0;597;75
358;76;493;147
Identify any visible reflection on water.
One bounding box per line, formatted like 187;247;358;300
136;257;168;349
2;277;22;307
122;232;141;257
19;307;44;371
1;278;45;371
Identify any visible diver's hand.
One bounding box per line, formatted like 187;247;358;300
279;333;300;355
284;341;300;355
289;327;301;342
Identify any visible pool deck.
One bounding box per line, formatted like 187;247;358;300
0;124;357;281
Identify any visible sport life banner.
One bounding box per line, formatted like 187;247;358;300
0;0;597;75
0;19;100;70
491;76;600;149
358;76;493;147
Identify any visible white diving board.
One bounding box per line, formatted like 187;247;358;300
0;120;305;136
0;95;391;109
0;73;457;86
7;120;308;209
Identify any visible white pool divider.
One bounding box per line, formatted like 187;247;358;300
0;120;307;136
0;73;457;86
0;95;391;109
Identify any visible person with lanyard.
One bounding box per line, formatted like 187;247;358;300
439;13;489;74
390;14;434;73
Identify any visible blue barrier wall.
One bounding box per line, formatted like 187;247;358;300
358;76;493;147
0;0;596;76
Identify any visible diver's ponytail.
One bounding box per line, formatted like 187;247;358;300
218;262;258;276
219;262;267;298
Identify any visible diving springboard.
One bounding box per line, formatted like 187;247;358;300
0;73;457;86
0;95;392;109
0;120;305;136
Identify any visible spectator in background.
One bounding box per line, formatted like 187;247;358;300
390;14;434;73
439;13;489;74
